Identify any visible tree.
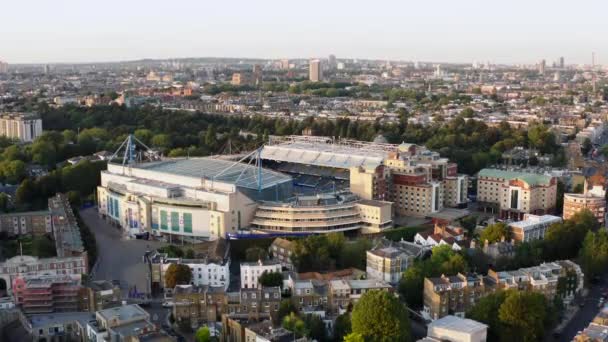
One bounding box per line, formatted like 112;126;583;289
479;222;510;244
277;299;298;323
582;138;593;155
467;291;508;341
258;271;283;287
195;326;210;342
185;249;195;259
245;246;268;262
304;314;328;342
151;134;171;149
282;312;307;337
543;209;598;261
459;215;478;238
351;290;411;342
333;313;352;342
32;236;57;258
580;230;608;282
343;332;365;342
165;264;192;289
498;291;548;342
291;235;332;272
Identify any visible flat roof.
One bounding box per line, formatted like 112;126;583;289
429;315;488;334
510;214;562;229
127;157;291;190
29;312;94;328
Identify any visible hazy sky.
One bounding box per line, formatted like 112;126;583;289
1;0;607;65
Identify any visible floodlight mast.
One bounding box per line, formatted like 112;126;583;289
110;134;157;174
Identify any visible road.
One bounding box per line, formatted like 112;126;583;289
558;277;608;340
80;207;165;296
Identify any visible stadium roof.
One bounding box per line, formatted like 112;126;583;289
130;157;291;190
261;135;395;169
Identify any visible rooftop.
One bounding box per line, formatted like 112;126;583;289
97;304;148;323
28;312;94;329
428;315;488;334
478;168;553;186
127;157;291;190
509;214;562;230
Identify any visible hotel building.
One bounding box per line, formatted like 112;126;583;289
477;169;557;220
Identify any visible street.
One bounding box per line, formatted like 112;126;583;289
558;277;608;341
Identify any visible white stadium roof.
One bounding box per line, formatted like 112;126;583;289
261;135;398;169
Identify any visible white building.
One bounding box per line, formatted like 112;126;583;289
240;260;282;289
0;113;43;142
427;315;488;342
509;214;562;242
159;257;230;291
97;157;292;241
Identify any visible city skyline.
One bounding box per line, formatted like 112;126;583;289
1;0;608;65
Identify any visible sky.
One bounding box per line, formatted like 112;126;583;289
1;0;607;65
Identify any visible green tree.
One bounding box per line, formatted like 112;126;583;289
580;230;608;282
479;222;510;244
277;299;298;323
151;134;172;149
304;314;328;342
164;264;192;289
282;312;307;338
351;290;411;342
467;291;508;341
258;271;283;287
498;291;548;342
195;326;210;342
32;236;57;258
333;313;352;342
459;215;478;238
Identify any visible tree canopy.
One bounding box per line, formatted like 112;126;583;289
165;264;192;289
351;290;411;342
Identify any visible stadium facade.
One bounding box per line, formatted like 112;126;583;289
97;157;293;241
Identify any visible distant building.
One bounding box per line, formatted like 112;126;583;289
427;315;488;342
240;260;282;289
0;112;43;142
574;305;608;341
309;59;322;82
509;214;562;242
477;169;557;220
231;73;250;86
88;304;162;342
328;54;337;69
563;178;606;225
0;60;8;73
328;279;392;314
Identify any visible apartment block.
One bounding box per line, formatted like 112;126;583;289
12;274;84;314
0;210;52;236
173;284;226;327
366;238;425;285
0;112;43;142
477;169;557;220
423;260;583;320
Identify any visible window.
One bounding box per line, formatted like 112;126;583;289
183;213;193;233
171;212;179;232
160;211;168;230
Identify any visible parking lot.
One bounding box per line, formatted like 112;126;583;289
79;207;166;296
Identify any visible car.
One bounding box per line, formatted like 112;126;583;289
162;301;174;308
